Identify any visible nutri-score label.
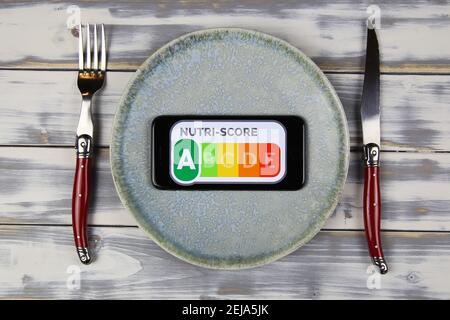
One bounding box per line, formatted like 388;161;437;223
170;120;286;185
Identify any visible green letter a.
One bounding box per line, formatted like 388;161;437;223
173;139;200;183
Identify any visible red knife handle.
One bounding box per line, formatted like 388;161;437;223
363;143;388;274
72;135;93;264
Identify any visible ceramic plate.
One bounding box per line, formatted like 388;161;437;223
111;28;349;269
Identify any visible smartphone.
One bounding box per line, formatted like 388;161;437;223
151;115;305;190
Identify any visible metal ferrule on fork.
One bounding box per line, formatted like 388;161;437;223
76;134;92;158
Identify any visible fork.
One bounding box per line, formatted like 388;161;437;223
72;24;106;264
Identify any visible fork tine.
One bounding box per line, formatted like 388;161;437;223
86;24;91;70
93;24;98;70
100;24;106;71
78;24;83;70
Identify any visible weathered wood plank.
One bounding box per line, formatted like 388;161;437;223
0;225;448;299
1;70;450;151
0;70;124;146
1;1;450;73
1;147;449;231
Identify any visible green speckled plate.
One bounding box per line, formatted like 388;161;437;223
111;28;349;269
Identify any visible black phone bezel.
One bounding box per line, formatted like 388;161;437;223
151;115;305;190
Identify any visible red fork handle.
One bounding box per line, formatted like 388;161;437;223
363;143;388;274
72;135;93;264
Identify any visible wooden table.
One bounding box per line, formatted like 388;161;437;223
1;1;449;299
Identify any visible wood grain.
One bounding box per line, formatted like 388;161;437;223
1;1;449;300
1;147;449;231
0;225;448;299
1;1;450;73
1;70;450;151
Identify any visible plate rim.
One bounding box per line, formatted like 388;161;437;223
110;27;350;269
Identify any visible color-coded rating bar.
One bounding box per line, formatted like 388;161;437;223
173;139;280;183
201;142;280;177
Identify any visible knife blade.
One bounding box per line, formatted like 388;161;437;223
360;26;388;274
361;28;380;147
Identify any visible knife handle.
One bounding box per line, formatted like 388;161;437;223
72;135;93;264
363;143;388;274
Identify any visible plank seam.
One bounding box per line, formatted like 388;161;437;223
0;223;448;234
1;144;449;154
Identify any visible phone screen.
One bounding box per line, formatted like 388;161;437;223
151;116;305;190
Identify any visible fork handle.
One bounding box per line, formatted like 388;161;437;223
72;135;93;264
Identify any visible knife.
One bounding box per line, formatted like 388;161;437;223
360;25;388;274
